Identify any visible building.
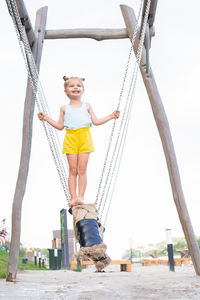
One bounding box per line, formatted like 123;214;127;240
52;229;77;262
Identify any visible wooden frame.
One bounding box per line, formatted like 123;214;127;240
5;0;200;280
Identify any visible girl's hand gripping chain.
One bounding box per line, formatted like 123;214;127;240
38;112;47;121
112;110;120;119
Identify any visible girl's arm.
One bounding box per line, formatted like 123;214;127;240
38;106;65;130
87;103;120;126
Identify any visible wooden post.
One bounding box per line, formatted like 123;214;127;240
141;0;158;29
120;5;200;275
15;0;35;47
6;6;48;282
6;0;35;47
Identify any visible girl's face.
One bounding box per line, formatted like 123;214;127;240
65;78;84;98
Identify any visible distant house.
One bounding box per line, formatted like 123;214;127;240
52;229;77;262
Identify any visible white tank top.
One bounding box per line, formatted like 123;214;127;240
63;102;92;129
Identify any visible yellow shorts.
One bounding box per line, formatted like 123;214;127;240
62;126;95;154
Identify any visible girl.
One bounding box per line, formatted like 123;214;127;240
38;76;120;207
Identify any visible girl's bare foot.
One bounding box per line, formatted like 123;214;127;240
77;197;84;205
70;199;78;207
70;197;84;207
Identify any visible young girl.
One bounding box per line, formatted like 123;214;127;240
38;76;120;207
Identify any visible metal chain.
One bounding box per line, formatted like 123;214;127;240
103;68;140;226
96;0;144;212
99;0;152;222
6;0;71;205
99;65;138;221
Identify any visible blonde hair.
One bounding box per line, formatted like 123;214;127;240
63;76;85;89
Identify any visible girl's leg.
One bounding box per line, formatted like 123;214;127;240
66;154;78;205
77;152;90;201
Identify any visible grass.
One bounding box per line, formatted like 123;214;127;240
72;265;83;272
0;249;47;279
0;249;8;278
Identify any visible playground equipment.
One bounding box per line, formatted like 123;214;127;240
5;0;200;280
142;257;192;267
70;259;132;272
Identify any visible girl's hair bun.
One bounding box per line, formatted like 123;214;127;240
63;76;69;81
63;76;85;82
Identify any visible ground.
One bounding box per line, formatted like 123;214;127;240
1;265;200;299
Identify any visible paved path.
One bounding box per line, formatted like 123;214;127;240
1;265;200;299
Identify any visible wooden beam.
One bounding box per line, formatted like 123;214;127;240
6;6;48;282
45;28;128;41
120;4;200;276
15;0;35;47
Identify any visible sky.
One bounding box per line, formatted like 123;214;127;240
1;0;200;259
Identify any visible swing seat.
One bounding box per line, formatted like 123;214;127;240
71;203;111;271
76;218;103;247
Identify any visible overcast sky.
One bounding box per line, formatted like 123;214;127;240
1;0;200;259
